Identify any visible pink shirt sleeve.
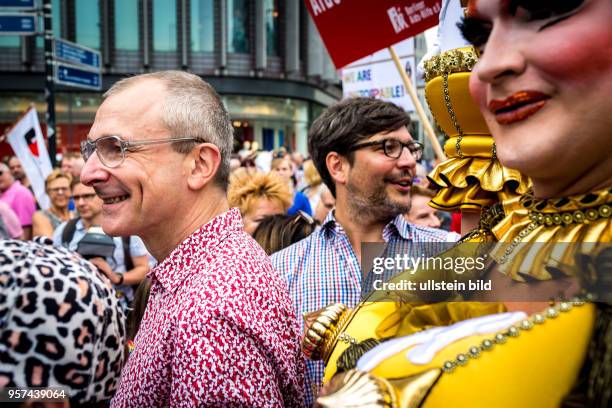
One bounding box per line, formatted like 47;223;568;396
0;202;23;238
12;188;36;227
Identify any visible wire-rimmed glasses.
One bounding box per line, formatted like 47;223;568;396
80;135;201;168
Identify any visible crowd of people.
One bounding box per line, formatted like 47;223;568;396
0;0;610;406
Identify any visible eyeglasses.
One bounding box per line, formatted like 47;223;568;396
72;193;97;202
48;187;70;194
80;135;202;168
349;139;424;161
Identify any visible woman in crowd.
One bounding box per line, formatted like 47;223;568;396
307;1;611;406
252;211;319;256
31;170;74;238
271;156;312;216
228;171;293;235
313;184;335;223
300;159;326;212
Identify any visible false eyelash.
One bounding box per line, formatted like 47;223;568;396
457;17;492;49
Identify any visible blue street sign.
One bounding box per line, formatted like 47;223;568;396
54;63;102;91
0;0;35;8
0;13;36;35
54;38;101;70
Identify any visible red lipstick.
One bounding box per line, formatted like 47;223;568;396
488;91;550;125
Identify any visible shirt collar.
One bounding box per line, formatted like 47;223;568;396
319;210;414;242
385;214;415;241
150;208;243;294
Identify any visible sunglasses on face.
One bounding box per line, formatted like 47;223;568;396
80;135;203;168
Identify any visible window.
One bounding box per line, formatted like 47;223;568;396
115;0;139;51
153;0;177;52
265;0;279;57
190;0;214;52
75;0;100;49
0;36;19;48
227;0;250;53
35;0;61;49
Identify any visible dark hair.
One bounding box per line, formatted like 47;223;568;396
252;212;318;255
127;278;152;341
308;97;411;197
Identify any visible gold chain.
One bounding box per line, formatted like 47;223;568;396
442;73;464;159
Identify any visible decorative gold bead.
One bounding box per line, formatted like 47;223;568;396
546;307;559;318
481;339;494;350
585;209;599;221
599;205;610;218
443;361;456;373
573;210;585;223
559;302;572;312
562;213;573;225
494;333;507;344
520;320;534;330
507;327;520;337
456;354;468;366
533;314;545;324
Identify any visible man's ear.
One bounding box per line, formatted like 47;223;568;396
326;152;349;187
186;143;221;190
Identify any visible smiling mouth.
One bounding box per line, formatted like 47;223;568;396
388;179;412;188
102;194;130;205
489;91;550;125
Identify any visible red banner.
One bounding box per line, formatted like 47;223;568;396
305;0;441;68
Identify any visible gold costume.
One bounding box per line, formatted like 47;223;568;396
423;46;530;212
302;38;611;408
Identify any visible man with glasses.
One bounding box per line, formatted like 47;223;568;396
271;97;458;403
79;71;304;407
52;181;150;311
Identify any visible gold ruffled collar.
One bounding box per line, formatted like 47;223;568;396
490;187;612;281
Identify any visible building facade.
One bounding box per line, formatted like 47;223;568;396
0;0;341;158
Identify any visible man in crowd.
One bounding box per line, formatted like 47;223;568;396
405;184;440;228
61;151;85;180
271;97;458;402
53;180;150;311
0;162;36;239
8;156;31;190
80;70;304;406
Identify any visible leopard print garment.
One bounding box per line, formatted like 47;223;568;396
0;238;126;404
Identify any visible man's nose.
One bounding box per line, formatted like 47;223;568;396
396;145;417;169
80;151;110;187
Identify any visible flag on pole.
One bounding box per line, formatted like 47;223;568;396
6;107;53;210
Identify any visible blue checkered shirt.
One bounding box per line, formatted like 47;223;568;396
271;210;459;405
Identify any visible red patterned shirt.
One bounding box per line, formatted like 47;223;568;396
112;208;305;407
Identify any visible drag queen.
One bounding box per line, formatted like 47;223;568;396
304;1;612;406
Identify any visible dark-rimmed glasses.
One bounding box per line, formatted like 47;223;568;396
80;135;202;168
348;139;424;161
